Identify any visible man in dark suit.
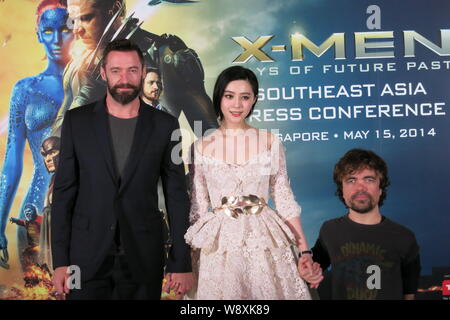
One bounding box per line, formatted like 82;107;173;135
51;39;193;300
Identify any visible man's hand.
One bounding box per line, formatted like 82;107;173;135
298;255;324;289
163;272;194;297
53;266;70;298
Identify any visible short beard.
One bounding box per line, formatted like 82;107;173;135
347;192;376;214
108;83;141;105
143;92;159;106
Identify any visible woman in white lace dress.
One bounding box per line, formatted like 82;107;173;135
184;66;322;299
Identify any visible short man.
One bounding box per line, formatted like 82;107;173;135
38;136;61;272
311;149;421;300
52;0;217;136
51;39;193;300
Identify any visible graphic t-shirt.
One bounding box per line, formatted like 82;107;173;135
312;215;421;300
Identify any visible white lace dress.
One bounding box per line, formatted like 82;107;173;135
184;137;311;300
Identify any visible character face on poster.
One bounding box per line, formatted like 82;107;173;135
142;69;163;107
41;137;61;174
67;0;114;50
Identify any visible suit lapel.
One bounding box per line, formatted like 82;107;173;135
119;101;154;194
92;99;119;187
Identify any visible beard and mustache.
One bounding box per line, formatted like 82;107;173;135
107;81;142;105
347;191;377;214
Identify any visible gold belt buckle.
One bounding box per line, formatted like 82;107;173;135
214;195;266;219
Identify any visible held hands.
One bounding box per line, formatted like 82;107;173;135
163;272;194;298
298;254;324;289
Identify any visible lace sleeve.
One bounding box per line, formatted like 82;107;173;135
188;148;211;225
269;138;301;221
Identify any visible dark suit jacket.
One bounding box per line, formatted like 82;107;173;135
51;98;191;283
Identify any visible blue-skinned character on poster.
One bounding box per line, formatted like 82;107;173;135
0;0;73;269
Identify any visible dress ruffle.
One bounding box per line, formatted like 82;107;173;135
185;207;296;253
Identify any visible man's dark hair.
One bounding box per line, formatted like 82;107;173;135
333;148;391;207
146;67;160;77
213;66;258;120
101;39;144;68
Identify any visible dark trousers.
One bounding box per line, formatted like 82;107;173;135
66;251;162;300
